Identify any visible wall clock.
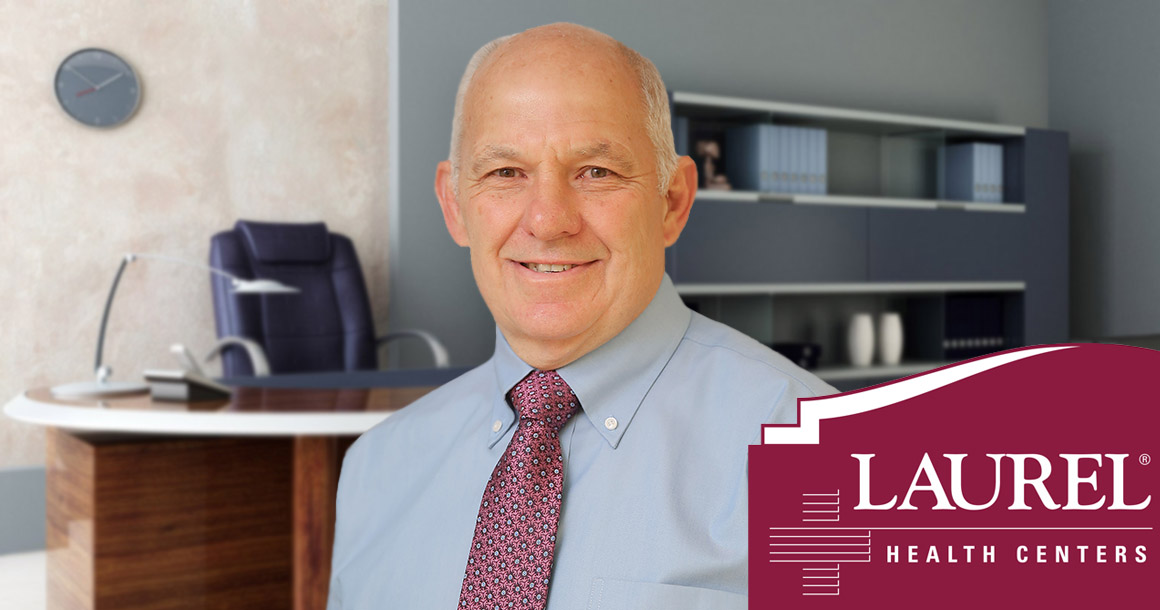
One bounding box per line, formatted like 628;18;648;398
54;48;141;128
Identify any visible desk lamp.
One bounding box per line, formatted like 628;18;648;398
51;253;298;398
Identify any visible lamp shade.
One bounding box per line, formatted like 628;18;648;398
233;278;300;294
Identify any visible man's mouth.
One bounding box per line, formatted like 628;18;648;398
521;262;577;273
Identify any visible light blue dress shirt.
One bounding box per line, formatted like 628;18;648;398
327;275;835;609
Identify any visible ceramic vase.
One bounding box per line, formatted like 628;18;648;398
878;312;904;366
847;313;875;367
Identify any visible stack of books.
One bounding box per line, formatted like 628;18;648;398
724;124;827;194
939;142;1005;203
943;294;1007;360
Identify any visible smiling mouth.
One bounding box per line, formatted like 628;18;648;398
521;262;577;273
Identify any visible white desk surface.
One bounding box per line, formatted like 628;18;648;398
4;384;437;437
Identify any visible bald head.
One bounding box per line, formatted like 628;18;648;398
448;23;677;193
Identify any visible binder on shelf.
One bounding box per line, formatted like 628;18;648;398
724;123;834;195
809;128;828;194
779;122;788;192
992;144;1005;203
983;145;994;203
990;145;999;202
986;145;996;202
807;128;817;194
792;127;805;193
819;128;829;195
937;146;946;199
785;126;796;193
941;142;1004;203
975;144;985;202
805;127;817;194
774;123;784;191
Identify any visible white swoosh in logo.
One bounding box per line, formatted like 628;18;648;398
764;346;1077;445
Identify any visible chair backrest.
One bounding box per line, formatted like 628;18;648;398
209;220;377;376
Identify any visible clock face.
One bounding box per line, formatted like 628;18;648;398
54;49;141;128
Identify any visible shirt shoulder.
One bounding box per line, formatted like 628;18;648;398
681;311;837;398
659;312;836;440
344;362;494;468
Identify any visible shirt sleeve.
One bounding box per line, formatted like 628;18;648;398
327;443;363;610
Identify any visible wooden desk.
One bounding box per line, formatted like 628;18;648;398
5;383;442;610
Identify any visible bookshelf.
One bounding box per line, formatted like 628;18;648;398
668;91;1069;391
814;361;950;383
696;190;1027;213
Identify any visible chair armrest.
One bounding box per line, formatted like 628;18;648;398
377;329;451;369
205;336;271;376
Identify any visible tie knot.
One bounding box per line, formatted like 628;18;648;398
509;370;580;431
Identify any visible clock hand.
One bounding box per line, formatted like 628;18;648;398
76;72;125;98
95;72;124;89
66;66;99;88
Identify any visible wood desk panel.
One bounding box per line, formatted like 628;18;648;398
49;430;299;609
22;383;443;609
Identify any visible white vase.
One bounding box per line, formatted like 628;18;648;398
847;313;874;367
878;312;904;366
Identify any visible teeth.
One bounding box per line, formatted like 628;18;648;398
523;263;575;273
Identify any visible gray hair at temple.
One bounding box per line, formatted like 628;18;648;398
448;26;679;195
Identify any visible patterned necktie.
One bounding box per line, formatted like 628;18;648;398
459;370;581;609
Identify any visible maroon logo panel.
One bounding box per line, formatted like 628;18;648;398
750;344;1157;608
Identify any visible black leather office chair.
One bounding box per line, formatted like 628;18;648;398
208;220;448;377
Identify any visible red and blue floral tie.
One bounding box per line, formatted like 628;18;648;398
459;370;580;609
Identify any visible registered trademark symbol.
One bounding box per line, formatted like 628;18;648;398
1142;454;1152;466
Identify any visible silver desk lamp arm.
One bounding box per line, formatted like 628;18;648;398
93;254;134;383
92;253;290;383
52;252;296;398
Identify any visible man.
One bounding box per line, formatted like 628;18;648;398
328;23;835;609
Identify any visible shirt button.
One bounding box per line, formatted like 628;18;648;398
604;417;618;431
492;420;502;432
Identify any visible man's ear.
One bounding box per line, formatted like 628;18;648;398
661;155;698;247
435;160;470;247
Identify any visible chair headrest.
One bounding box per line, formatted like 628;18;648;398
236;220;332;264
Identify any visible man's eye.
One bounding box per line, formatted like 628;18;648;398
492;168;518;178
586;167;611;179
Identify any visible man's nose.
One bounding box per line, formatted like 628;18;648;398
519;171;583;240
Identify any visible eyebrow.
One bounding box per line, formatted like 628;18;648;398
574;141;638;174
468;141;639;176
470;145;522;176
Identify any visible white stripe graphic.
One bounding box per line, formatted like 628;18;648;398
764;346;1075;445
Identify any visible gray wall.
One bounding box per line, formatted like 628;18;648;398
0;467;45;554
1049;1;1160;339
391;0;1051;366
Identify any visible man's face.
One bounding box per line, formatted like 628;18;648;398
436;41;692;368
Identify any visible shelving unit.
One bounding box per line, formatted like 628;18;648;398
668;91;1069;391
671;92;1026;137
695;190;1027;213
676;282;1024;297
814;361;951;383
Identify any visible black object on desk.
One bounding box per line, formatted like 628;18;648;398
144;369;232;402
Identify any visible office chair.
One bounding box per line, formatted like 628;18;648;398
208;220;449;377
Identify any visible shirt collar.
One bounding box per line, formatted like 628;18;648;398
487;274;692;449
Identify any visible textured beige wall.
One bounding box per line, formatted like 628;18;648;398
0;1;391;468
